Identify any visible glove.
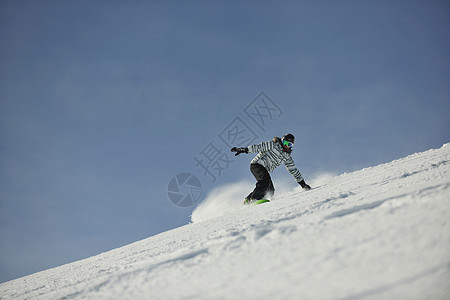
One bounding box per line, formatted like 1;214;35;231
230;147;249;156
299;180;311;190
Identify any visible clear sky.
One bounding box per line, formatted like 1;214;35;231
1;0;449;283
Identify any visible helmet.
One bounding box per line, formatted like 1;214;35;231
281;133;295;149
282;133;295;144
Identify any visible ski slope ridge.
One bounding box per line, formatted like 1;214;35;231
1;144;449;299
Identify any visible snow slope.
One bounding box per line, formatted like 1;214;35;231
1;144;449;299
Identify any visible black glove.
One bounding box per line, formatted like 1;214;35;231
299;180;311;190
231;147;249;156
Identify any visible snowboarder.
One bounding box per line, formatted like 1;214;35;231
231;133;311;204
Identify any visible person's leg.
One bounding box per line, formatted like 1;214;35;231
248;164;274;200
266;178;275;199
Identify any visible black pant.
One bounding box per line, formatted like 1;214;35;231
246;163;275;200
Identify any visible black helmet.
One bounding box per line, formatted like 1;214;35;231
281;133;295;149
282;133;295;144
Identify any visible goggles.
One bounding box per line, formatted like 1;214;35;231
282;140;294;148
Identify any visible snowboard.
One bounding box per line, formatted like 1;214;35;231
243;198;270;205
254;199;270;205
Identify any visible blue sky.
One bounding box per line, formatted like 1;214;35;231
1;0;449;283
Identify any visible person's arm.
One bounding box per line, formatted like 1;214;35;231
285;156;311;190
230;140;274;156
247;140;275;153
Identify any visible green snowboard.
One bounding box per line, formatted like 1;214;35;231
254;199;270;205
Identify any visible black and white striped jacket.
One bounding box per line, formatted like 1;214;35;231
247;137;304;183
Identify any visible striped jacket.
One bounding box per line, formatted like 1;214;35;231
247;137;304;183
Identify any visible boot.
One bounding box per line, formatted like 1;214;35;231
243;197;253;205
